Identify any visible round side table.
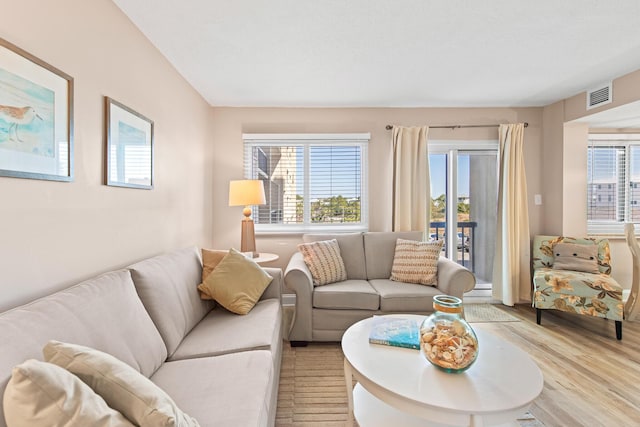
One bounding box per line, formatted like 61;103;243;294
252;252;279;265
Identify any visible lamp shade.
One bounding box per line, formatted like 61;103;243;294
229;180;266;206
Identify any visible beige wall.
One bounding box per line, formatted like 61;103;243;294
0;0;214;311
561;123;589;236
541;101;565;234
541;68;640;288
3;0;636;308
211;107;543;270
564;69;640;122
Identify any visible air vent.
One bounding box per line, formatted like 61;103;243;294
586;82;612;110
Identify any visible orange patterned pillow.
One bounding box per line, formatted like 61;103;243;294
390;239;443;285
297;239;347;286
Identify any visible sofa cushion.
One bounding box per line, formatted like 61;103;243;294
312;280;380;310
0;270;167;424
369;278;441;311
151;351;274;427
129;247;213;357
298;239;347;286
364;231;424;279
44;341;199;427
169;299;282;361
390;238;443;285
3;359;134;427
552;242;599;273
199;248;273;315
303;233;366;279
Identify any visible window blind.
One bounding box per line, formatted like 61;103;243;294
243;133;369;232
587;134;640;234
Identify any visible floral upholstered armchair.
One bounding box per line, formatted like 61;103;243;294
532;235;624;340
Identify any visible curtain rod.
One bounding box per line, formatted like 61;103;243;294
384;123;528;130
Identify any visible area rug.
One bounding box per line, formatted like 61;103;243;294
276;342;543;426
463;303;520;323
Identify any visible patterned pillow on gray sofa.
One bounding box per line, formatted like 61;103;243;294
298;239;347;286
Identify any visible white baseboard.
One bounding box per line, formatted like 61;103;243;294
465;288;492;297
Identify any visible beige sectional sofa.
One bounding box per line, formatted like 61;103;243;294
0;247;283;427
285;231;475;343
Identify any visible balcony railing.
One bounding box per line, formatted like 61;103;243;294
429;221;478;271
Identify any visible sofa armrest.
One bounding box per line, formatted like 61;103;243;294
436;256;476;298
260;267;283;302
284;252;314;342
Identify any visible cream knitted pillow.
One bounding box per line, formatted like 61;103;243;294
390;238;443;285
43;341;200;427
3;359;134;427
297;239;347;286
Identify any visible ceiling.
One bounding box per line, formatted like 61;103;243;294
113;0;640;109
574;100;640;129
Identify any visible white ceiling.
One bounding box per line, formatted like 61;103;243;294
113;0;640;109
574;100;640;129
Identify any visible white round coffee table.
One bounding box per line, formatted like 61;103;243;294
341;314;543;427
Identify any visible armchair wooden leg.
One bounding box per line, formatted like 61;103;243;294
615;321;622;340
536;308;542;325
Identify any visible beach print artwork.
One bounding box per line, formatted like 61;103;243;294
110;121;151;186
106;97;153;189
0;67;55;157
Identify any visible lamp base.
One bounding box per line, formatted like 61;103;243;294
240;217;257;257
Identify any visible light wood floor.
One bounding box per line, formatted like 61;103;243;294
277;305;640;426
477;305;640;427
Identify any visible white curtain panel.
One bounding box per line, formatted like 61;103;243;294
391;126;430;234
493;123;531;306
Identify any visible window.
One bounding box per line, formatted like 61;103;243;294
587;134;640;234
243;133;369;233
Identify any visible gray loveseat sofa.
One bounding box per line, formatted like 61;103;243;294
0;247;282;427
285;231;475;343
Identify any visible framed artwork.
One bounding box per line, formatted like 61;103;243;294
0;37;73;181
105;97;154;190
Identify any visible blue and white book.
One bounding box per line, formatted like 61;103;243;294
368;316;420;350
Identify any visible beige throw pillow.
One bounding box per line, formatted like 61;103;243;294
390;238;443;285
297;239;347;286
3;359;134;427
197;248;228;300
43;341;200;427
199;248;273;315
552;242;599;274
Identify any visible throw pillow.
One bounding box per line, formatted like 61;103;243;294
199;248;273;315
3;359;134;427
552;242;599;274
197;248;228;300
297;239;347;286
43;341;200;427
390;238;444;285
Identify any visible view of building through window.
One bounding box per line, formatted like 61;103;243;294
243;134;368;231
587;135;640;234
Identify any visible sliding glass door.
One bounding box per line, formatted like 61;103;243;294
429;141;498;287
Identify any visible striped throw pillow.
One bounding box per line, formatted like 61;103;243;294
298;239;347;286
390;238;443;286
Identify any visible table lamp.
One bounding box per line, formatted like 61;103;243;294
229;179;266;258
